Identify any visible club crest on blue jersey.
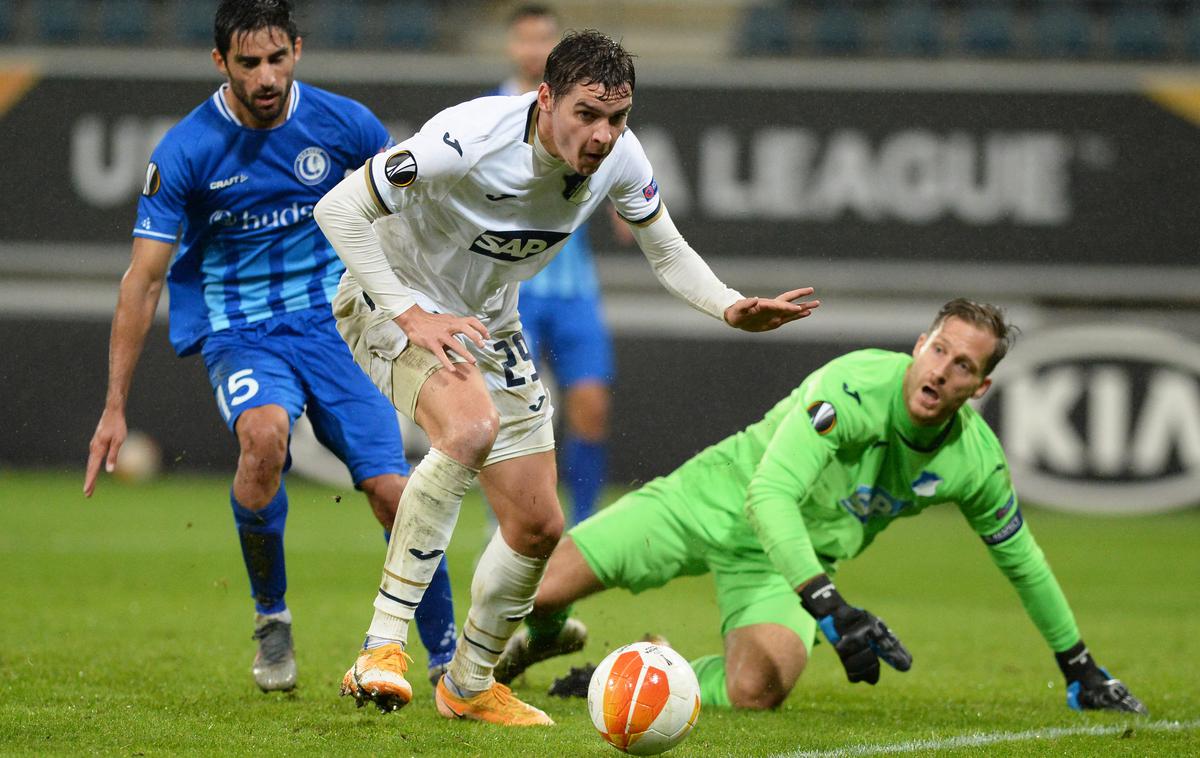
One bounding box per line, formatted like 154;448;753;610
142;162;161;197
294;147;330;186
910;471;943;497
642;177;658;201
384;150;418;187
807;401;837;435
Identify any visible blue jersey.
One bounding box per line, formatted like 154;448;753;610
134;82;391;356
489;81;600;301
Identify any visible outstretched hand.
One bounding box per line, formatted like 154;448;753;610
723;287;820;332
84;409;127;497
394;304;490;372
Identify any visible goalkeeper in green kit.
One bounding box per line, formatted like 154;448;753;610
494;299;1146;714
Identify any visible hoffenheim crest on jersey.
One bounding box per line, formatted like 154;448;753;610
911;471;943;497
562;173;592;204
294;146;331;186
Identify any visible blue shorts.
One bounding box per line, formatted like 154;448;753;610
200;308;409;484
517;293;614;389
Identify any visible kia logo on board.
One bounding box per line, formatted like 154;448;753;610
977;325;1200;515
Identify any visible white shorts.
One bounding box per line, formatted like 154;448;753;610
332;278;556;467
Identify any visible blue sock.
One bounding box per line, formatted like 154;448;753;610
564;437;606;524
231;484;288;615
385;530;457;668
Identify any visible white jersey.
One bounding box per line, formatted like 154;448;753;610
361;92;663;331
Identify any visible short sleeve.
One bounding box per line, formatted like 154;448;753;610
365;125;473;215
351;103;393;161
132;138;189;243
606;129;663;226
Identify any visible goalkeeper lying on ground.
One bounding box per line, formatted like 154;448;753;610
494;298;1146;714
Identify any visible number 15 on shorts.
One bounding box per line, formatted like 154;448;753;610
216;368;260;421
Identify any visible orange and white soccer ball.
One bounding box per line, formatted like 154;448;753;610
587;641;701;755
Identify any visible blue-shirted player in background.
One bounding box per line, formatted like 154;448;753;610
493;4;615;525
84;0;456;694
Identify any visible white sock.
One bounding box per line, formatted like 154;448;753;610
366;448;477;648
448;529;548;694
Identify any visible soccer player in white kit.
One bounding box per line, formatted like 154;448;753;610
314;30;820;725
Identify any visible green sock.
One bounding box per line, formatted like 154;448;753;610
526;607;570;645
690;654;731;708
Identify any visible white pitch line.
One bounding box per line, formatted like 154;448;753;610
774;718;1200;758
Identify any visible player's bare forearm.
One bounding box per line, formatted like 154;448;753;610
85;239;171;496
723;288;821;332
103;270;162;409
85;273;158;495
394;304;490;371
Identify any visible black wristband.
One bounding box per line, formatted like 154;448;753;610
798;574;845;618
1055;640;1102;683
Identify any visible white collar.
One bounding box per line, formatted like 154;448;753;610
212;81;300;128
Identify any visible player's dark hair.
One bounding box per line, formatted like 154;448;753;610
508;3;558;27
930;298;1019;376
214;0;299;58
543;30;635;101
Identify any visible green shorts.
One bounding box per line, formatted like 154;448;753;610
569;454;817;650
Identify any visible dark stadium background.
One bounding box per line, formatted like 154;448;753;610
2;0;1200;516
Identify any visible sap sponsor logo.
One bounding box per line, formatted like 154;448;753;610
634;126;1112;226
209;173;248;191
294;146;330;186
978;325;1200;514
468;229;570;262
71;115;177;208
210;203;313;230
839;484;911;523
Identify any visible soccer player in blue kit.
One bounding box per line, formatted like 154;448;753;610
84;0;455;694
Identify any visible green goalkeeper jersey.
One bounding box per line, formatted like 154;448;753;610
701;348;1080;652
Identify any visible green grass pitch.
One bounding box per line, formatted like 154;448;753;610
1;469;1197;756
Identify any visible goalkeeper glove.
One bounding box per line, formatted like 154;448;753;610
798;574;912;685
1055;641;1148;715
